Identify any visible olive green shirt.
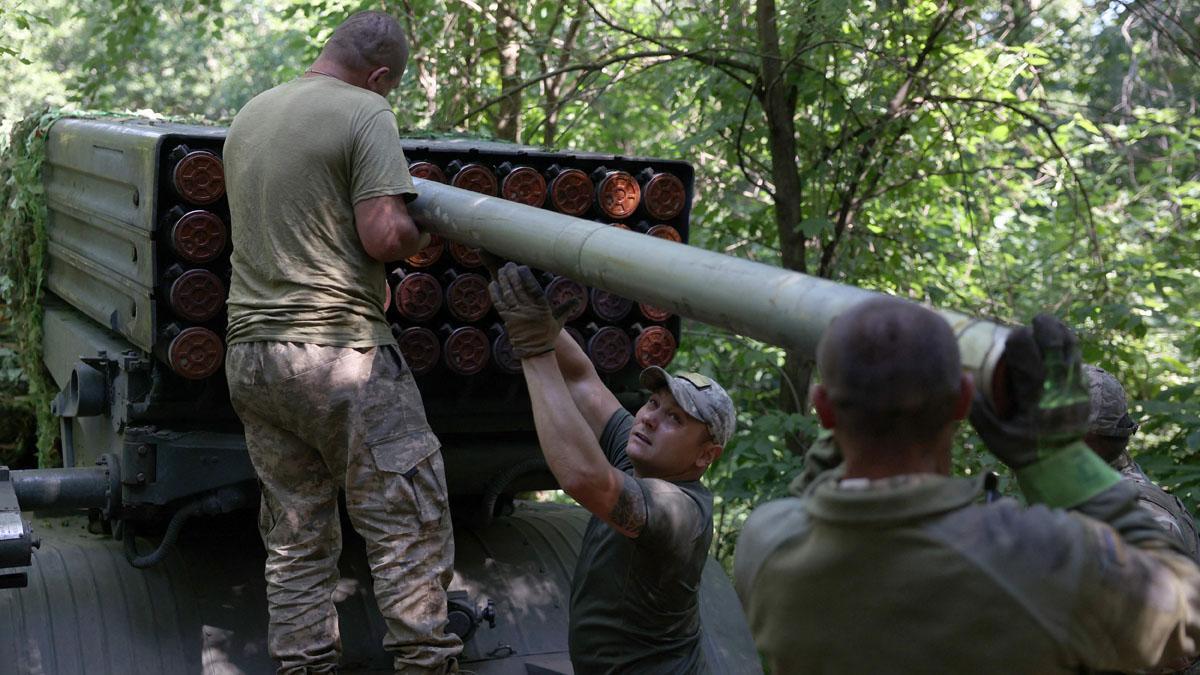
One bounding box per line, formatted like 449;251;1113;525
224;75;416;347
569;409;713;674
735;473;1200;674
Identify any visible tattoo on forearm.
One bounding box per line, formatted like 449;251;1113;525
610;473;647;537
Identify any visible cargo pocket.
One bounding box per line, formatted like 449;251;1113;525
407;451;449;526
369;430;446;526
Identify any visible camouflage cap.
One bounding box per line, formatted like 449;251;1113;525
1083;364;1140;438
639;367;736;446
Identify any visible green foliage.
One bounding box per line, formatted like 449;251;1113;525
671;326;813;565
0;2;51;64
0;0;1196;566
66;0;305;120
0;108;64;466
0;301;37;468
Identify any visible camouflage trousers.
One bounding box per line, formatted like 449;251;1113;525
226;342;462;674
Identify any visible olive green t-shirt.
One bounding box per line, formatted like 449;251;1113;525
224;75;416;347
568;409;713;674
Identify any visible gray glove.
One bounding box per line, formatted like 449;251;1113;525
969;314;1118;507
488;263;581;359
969;313;1090;468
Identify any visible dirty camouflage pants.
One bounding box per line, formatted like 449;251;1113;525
226;342;462;674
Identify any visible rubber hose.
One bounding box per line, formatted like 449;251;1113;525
123;499;204;569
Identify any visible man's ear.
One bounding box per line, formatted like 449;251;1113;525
811;384;837;429
696;442;723;470
366;65;392;93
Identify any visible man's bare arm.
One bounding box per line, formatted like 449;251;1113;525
522;350;646;538
354;194;428;262
552;331;622;438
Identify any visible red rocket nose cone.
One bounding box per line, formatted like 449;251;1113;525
444;326;491;376
446;273;492;322
634;325;677;369
409;161;447;183
451;163;499;196
169;269;226;323
587;326;631;374
501;166;547;207
643;172;687;221
396;272;444;322
168;327;223;380
172;150;225;205
597;170;641;219
170;210;227;264
549;169;593;216
398;326;441;375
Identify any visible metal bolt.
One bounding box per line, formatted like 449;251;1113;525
137;445;149;456
135;472;146;484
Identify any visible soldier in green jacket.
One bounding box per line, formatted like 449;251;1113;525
735;297;1200;674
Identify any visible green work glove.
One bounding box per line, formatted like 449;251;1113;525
488;263;581;359
969;314;1120;508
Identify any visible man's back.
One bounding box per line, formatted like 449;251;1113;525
739;474;1200;674
224;75;413;348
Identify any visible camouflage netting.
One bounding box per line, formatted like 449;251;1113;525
0;108;64;467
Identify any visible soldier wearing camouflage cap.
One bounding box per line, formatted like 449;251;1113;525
489;263;734;674
1084;364;1200;563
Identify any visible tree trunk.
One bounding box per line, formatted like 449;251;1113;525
542;8;584;147
495;1;522;142
756;0;810;452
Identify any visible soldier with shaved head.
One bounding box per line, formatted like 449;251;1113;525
224;10;458;674
736;297;1200;674
810;296;971;477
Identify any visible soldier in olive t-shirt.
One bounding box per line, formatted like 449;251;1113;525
487;263;740;675
569;408;715;673
225;73;415;346
222;12;461;674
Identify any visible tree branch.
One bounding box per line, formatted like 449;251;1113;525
816;0;964;277
582;0;759;82
928;94;1108;287
452;49;687;127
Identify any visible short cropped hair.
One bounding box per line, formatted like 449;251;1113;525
816;297;962;444
323;11;409;73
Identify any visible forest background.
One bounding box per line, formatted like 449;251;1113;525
1;0;1197;568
